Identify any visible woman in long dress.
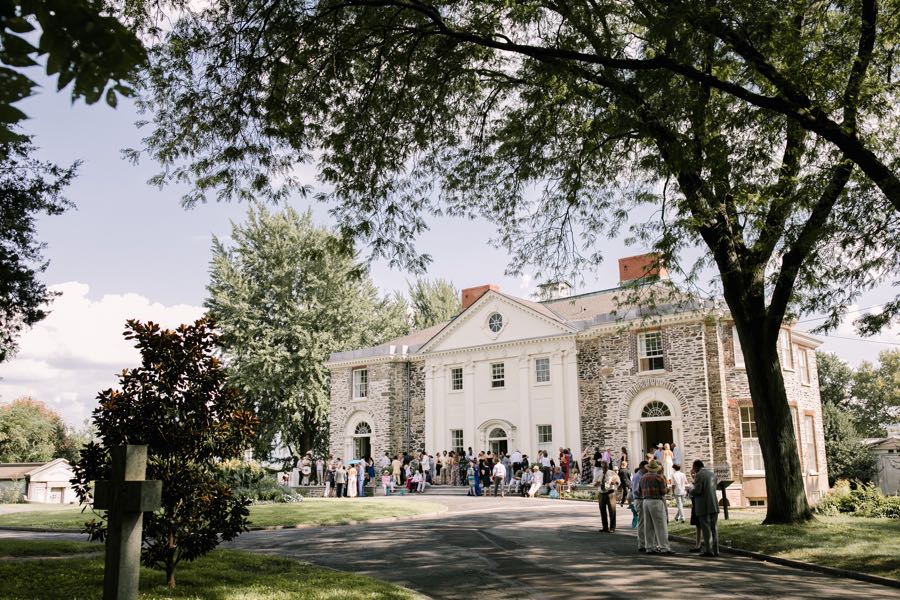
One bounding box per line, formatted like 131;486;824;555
662;443;674;481
348;465;358;498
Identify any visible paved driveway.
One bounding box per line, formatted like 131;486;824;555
225;496;897;599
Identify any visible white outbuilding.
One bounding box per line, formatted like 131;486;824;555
0;459;78;504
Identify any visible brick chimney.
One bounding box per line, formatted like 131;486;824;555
618;253;668;284
461;284;500;310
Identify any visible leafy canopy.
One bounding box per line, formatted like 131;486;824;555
205;205;409;462
0;139;76;363
409;278;460;330
0;0;146;142
128;0;899;333
71;318;258;588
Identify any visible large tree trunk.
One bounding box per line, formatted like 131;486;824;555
734;312;812;524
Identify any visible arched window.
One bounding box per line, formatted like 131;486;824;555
641;401;671;419
354;422;372;435
489;428;506;439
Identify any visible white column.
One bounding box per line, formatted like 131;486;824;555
424;364;435;453
463;359;475;451
563;347;582;461
550;352;566;454
434;364;447;452
517;355;532;454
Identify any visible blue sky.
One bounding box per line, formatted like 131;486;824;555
0;74;897;425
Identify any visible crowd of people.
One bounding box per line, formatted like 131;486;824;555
590;445;720;558
295;441;721;558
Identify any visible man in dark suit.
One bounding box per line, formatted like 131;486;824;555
691;459;720;557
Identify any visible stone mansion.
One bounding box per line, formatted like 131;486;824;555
327;254;829;506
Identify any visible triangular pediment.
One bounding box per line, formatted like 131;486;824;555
418;291;574;354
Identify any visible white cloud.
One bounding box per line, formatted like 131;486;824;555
0;282;205;425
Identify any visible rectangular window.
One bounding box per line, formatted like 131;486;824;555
779;329;793;370
638;331;665;371
537;425;552;454
797;347;810;385
740;406;765;474
803;415;818;473
748;498;766;507
450;367;463;391
352;368;368;399
732;326;745;368
535;357;550;383
491;362;505;388
450;429;464;455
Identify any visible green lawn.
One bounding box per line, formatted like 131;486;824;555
0;541;420;599
670;515;900;580
0;539;98;558
0;499;444;531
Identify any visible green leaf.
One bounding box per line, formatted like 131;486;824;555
105;87;117;108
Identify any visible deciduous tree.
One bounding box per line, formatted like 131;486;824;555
125;0;900;523
0;139;75;363
409;278;460;329
71;319;258;589
0;397;61;462
206;205;410;464
850;349;900;437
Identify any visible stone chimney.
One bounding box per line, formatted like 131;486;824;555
618;253;668;284
461;284;500;310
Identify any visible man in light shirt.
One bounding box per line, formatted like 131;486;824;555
671;463;688;522
510;449;523;473
492;460;507;497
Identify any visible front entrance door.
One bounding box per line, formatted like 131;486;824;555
642;420;673;457
488;428;508;456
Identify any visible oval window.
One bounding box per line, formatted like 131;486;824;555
488;313;503;333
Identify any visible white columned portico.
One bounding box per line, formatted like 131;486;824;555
463;359;475;451
434;365;447;452
517;356;532;454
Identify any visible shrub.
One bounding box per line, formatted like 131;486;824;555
217;459;293;502
815;482;900;519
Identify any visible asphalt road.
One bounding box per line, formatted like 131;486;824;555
224;495;898;599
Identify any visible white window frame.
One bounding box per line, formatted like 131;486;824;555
352;368;368;400
740;406;765;475
490;362;505;389
797;346;810;385
450;429;464;455
536;424;553;455
779;329;794;370
803;414;818;474
534;357;551;384
732;326;745;369
638;330;665;372
450;366;464;392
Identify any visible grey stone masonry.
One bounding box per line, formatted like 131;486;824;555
577;321;716;468
329;360;426;461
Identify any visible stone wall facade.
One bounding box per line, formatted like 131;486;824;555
329;360;426;461
576;321;715;469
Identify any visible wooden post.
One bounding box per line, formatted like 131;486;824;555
93;445;162;600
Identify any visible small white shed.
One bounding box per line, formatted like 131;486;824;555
0;459;78;504
863;424;900;496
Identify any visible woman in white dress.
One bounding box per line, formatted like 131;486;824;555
348;465;358;498
662;443;674;482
